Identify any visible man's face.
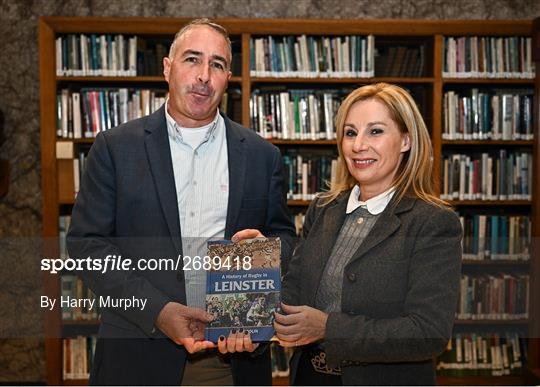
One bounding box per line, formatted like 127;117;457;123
163;25;231;127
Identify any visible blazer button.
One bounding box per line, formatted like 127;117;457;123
347;273;356;282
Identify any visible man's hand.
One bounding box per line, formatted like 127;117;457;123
274;303;328;347
217;329;259;354
231;229;264;242
155;302;215;353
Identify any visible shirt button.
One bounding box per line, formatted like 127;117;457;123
194;151;198;156
193;181;197;186
190;212;195;217
347;273;356;282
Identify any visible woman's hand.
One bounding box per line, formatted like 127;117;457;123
274;303;328;347
217;329;259;354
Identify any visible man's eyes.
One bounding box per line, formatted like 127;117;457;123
211;62;225;70
183;57;226;70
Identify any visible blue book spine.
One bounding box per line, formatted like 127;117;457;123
491;215;499;257
99;91;106;133
500;216;508;254
90;34;98;73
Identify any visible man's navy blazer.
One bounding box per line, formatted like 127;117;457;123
67;106;296;385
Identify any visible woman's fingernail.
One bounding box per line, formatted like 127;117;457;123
244;330;249;335
231;329;237;334
219;336;225;341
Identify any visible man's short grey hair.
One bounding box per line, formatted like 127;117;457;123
168;18;232;67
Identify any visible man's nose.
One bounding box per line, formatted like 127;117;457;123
197;63;210;83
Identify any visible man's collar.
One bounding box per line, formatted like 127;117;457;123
346;185;395;215
165;99;220;141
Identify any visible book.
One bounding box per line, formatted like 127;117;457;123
204;237;281;343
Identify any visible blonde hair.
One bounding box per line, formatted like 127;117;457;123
168;18;232;67
319;83;448;208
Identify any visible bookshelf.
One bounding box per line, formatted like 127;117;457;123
39;17;540;385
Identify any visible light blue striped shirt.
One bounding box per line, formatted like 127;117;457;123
165;102;229;309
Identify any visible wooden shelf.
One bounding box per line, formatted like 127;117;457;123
448;200;532;206
436;375;525;385
443;77;534;84
57;75;165;83
64;376;289;386
62;379;89;385
270;139;337;145
251;76;434;84
56;75;243;83
442;140;535;146
287;200;311;206
272;376;290;386
454;319;529;326
62;320;100;326
462;259;530;267
71;138;95;143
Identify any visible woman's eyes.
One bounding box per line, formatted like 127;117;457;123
345;128;384;136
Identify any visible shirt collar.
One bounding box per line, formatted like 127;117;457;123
346;185;395;215
165;99;220;143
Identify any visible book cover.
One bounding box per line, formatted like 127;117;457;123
205;237;281;343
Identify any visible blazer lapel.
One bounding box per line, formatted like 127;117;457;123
143;106;182;253
348;195;416;265
224;115;246;238
306;193;348;306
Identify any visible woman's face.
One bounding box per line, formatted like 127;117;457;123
341;98;410;200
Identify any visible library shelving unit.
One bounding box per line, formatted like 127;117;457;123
39;17;540;385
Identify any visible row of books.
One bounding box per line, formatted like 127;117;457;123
437;332;526;376
62;333;528;379
440;151;532;201
56;88;167;139
457;274;529;320
61;275;100;321
374;45;425;77
282;153;337;200
250;89;343;140
63;336;97;379
443;89;534;140
250;35;375;78
442;36;535;78
56;34;138;76
460;214;530;261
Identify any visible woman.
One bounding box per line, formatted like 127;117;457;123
275;83;462;385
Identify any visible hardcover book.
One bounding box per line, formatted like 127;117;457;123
205;237;281;343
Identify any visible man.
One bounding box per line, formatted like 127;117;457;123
67;19;295;385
